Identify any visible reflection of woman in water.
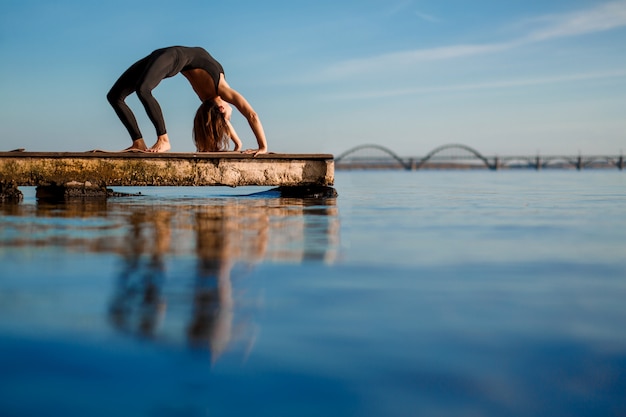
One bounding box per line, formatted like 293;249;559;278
106;198;338;362
188;209;235;360
109;209;171;337
107;46;268;155
189;202;269;362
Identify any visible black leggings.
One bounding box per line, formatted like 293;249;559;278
107;48;184;140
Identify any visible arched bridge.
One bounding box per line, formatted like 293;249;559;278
336;144;413;170
336;144;495;170
335;144;625;170
415;144;492;169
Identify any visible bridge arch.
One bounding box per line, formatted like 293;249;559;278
416;144;492;169
336;144;411;169
541;156;579;169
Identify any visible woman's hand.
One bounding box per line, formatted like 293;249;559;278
243;148;268;157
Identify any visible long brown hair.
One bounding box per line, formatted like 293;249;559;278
193;100;229;152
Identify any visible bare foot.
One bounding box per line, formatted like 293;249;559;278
122;139;148;152
148;136;171;153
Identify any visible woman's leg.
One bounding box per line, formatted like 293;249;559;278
134;49;180;137
107;56;153;142
133;49;182;152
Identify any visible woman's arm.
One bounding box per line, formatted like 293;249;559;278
226;120;242;151
218;79;268;156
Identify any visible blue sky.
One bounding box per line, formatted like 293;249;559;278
1;0;625;156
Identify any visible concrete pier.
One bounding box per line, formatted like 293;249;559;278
0;151;334;187
0;151;335;200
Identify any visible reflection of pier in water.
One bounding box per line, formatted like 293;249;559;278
336;144;625;170
0;193;339;362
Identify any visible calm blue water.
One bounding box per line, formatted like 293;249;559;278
1;171;625;417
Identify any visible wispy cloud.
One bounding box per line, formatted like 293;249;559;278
384;1;412;18
414;10;440;23
385;1;440;22
321;1;626;80
323;42;516;79
523;0;626;42
324;70;626;101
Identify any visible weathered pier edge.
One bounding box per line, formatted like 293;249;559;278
0;152;336;201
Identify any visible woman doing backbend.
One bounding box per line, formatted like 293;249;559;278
107;46;267;155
